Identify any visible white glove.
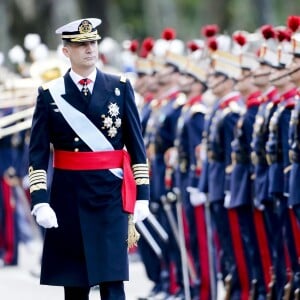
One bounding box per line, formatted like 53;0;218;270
224;191;231;208
32;203;58;229
133;200;150;223
22;175;30;190
187;187;207;207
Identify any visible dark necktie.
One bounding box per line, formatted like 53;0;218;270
78;78;92;97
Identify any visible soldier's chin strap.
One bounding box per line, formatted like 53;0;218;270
288;66;300;77
270;70;291;83
253;71;271;78
209;75;228;89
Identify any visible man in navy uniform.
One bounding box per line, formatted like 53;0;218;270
28;18;150;300
175;61;211;299
198;52;244;299
251;47;280;298
266;46;299;299
227;52;267;299
286;34;300;297
0;107;20;266
289;35;300;222
147;48;189;298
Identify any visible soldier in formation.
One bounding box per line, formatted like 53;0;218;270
133;15;300;300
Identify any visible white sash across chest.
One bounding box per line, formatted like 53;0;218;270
47;77;123;178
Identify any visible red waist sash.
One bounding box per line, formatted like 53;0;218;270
53;149;136;213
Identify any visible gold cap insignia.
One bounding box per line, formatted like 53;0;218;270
78;20;93;34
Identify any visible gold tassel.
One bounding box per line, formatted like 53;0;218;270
127;214;140;248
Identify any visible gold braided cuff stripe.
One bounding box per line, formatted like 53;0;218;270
29;168;47;193
135;178;150;185
30;183;47;193
132;163;149;185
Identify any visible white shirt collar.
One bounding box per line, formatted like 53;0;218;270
69;68;97;92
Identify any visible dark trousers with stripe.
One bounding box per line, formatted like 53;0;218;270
0;178;18;265
137;218;162;288
235;206;266;297
264;199;287;300
210;201;238;296
64;281;125;300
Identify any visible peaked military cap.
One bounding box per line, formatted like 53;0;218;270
55;18;102;42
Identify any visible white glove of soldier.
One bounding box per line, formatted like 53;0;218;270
224;191;231;208
32;203;58;229
22;175;30;190
133;200;150;223
187;187;207;207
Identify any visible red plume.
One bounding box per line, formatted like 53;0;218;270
233;32;247;46
276;28;292;42
207;37;218;51
287;15;300;32
261;24;276;39
129;39;139;53
142;37;154;52
187;40;200;52
201;24;219;38
139;37;154;58
161;27;176;40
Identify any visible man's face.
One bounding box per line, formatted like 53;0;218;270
289;58;300;84
252;64;271;87
269;68;290;88
178;74;195;93
235;70;252;93
62;41;98;71
156;65;174;86
208;74;227;95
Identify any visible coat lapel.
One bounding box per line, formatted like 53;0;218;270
61;71;88;112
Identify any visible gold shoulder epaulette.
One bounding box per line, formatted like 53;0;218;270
229;101;242;114
120;75;127;83
284;165;292;174
266;102;274;111
150;99;159;108
225;164;234;174
191;103;207;115
173;93;187;108
222;107;231;117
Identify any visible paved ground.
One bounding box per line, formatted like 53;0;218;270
0;239;152;300
0;238;227;300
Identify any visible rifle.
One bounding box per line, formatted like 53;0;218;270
250;279;258;300
204;198;217;300
136;221;163;259
224;274;232;300
173;187;192;300
147;213;169;243
161;191;197;299
266;269;276;300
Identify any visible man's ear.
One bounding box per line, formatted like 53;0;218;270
62;46;70;58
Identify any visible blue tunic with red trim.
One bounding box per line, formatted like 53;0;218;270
28;69;149;287
203;92;242;202
229;91;261;208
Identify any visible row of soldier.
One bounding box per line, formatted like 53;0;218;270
134;17;300;300
0;39;57;271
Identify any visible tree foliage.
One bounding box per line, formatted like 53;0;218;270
0;0;299;59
